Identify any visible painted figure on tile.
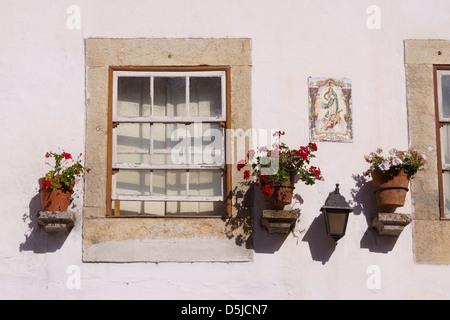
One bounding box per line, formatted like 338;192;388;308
309;77;353;143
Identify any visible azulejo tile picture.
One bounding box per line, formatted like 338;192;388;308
309;77;353;142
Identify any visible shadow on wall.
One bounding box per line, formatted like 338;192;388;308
229;174;401;260
19;194;71;253
225;184;254;249
302;213;336;265
250;186;303;254
350;174;398;253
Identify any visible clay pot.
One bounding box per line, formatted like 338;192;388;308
371;170;411;208
263;171;297;210
38;177;74;212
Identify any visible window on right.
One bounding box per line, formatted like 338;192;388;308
435;67;450;218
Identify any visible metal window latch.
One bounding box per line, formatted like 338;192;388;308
112;169;120;175
112;122;119;128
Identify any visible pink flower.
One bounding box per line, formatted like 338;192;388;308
271;149;280;158
379;160;391;171
389;148;397;156
273;131;285;137
392;157;403;166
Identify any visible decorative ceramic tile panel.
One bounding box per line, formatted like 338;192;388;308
309;77;353;142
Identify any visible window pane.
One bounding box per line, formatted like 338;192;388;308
116;123;150;164
153;170;186;196
189;77;222;117
153;77;186;117
112;201;165;216
441;75;450;118
166;201;226;216
440;124;450;165
443;172;450;217
111;200;225;217
189;170;223;197
188;123;224;166
115;170;150;196
117;77;151;117
153;123;187;165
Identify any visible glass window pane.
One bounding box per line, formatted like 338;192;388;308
117;77;150;117
443;172;450;217
153;123;187;165
166;201;226;216
189;77;222;117
112;201;165;216
115;170;150;196
189;170;223;197
441;75;450;118
116;123;150;164
440;125;450;165
153;77;186;117
188;123;224;165
153;170;186;196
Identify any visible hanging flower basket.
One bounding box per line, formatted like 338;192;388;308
237;131;323;210
364;147;426;208
371;170;411;208
263;171;296;210
38;177;74;212
39;151;90;212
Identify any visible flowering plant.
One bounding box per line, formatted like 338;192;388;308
364;147;426;177
41;151;90;191
237;131;323;196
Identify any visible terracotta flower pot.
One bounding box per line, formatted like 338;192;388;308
38;177;74;212
371;170;411;208
263;171;297;210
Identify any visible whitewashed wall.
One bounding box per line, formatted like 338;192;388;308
1;0;450;299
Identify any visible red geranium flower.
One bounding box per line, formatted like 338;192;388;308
42;179;52;189
237;159;246;171
61;152;72;160
308;142;318;151
262;185;273;196
243;170;250;180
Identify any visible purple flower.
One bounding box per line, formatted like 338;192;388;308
392;157;403;166
379;160;391;171
389;148;397;156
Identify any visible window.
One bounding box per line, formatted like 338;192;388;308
83;38;252;262
405;39;450;264
107;67;230;217
435;67;450;218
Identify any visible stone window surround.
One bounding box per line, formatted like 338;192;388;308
83;38;253;262
405;39;450;264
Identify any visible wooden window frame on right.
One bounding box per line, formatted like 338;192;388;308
434;65;450;219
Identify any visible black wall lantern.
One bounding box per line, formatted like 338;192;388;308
321;184;353;242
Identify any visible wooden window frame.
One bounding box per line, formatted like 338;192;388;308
434;65;450;219
106;66;232;218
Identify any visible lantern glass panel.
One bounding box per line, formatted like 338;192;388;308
327;210;348;236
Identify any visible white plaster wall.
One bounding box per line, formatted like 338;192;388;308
2;0;450;299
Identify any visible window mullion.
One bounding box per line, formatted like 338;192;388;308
186;169;190;197
186;76;190;117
